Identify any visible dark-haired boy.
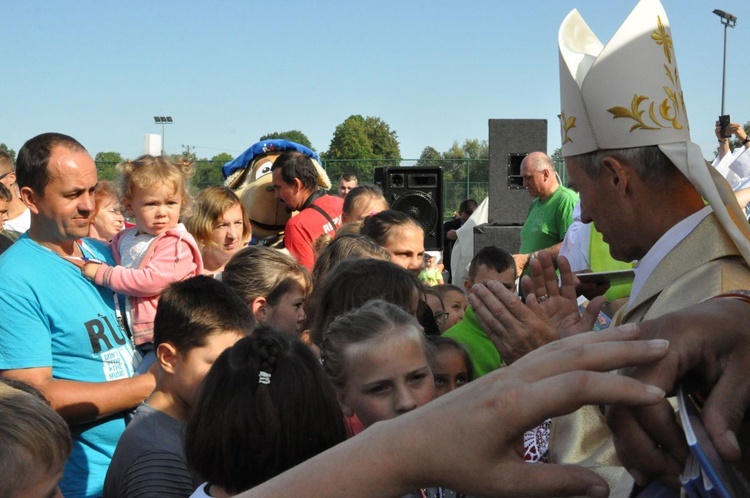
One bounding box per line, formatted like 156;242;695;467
443;246;516;377
103;276;255;497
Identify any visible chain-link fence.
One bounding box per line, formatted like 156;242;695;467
322;158;490;220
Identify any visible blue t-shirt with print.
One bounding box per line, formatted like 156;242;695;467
0;234;139;498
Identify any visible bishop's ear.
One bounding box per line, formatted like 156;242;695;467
601;156;630;193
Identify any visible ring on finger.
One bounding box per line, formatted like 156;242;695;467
537;294;549;302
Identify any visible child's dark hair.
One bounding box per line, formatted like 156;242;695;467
467;246;515;284
153;275;255;350
342;185;387;221
308;258;420;346
426;336;475;382
184;326;346;494
360;209;424;246
433;284;465;300
310;233;391;287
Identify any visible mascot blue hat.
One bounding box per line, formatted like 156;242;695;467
222;139;320;180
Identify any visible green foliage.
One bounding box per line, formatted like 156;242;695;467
94;151;123;181
551;147;563;164
210;152;234;164
193;161;225;191
193;153;234;191
259;130;314;150
325;115;401;181
0;143;16;162
327;115;372;160
417;139;489;218
416;146;442;167
423;139;489;183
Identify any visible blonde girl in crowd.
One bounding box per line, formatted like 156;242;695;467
320;299;468;498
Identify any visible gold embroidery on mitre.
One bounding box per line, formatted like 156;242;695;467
607;15;685;132
651;15;673;64
560;112;576;144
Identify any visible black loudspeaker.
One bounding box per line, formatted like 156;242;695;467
488;119;548;225
473;223;523;255
374;166;443;251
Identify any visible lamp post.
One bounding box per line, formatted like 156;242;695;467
713;9;737;116
153;116;173;155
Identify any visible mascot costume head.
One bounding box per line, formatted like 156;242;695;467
223;140;331;244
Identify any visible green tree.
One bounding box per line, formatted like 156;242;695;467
551;147;563;164
325;115;401;181
211;152;234;164
0;143;16;162
94;151;123;181
461;138;489;161
438;139;489;183
326;115;372;160
364;116;400;159
419;139;489;217
416;146;442;167
193;152;233;191
259;130;314;150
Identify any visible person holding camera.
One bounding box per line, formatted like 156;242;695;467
713;119;750;215
716;118;750;161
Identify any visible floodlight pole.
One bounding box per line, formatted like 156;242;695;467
153;116;173;155
714;9;737;115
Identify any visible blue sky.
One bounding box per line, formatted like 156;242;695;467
3;1;749;163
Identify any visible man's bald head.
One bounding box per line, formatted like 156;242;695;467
521;152;559;201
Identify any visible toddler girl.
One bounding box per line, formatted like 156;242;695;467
418;253;444;286
82;155;203;369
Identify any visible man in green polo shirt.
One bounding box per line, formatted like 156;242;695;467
513;152;578;277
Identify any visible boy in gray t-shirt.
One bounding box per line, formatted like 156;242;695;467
103;276;254;497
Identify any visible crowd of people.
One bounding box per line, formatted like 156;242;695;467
2;1;750;497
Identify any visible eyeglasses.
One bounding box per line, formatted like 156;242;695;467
434;311;449;322
0;171;11;181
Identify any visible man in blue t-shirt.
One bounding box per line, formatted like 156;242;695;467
0;133;156;498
